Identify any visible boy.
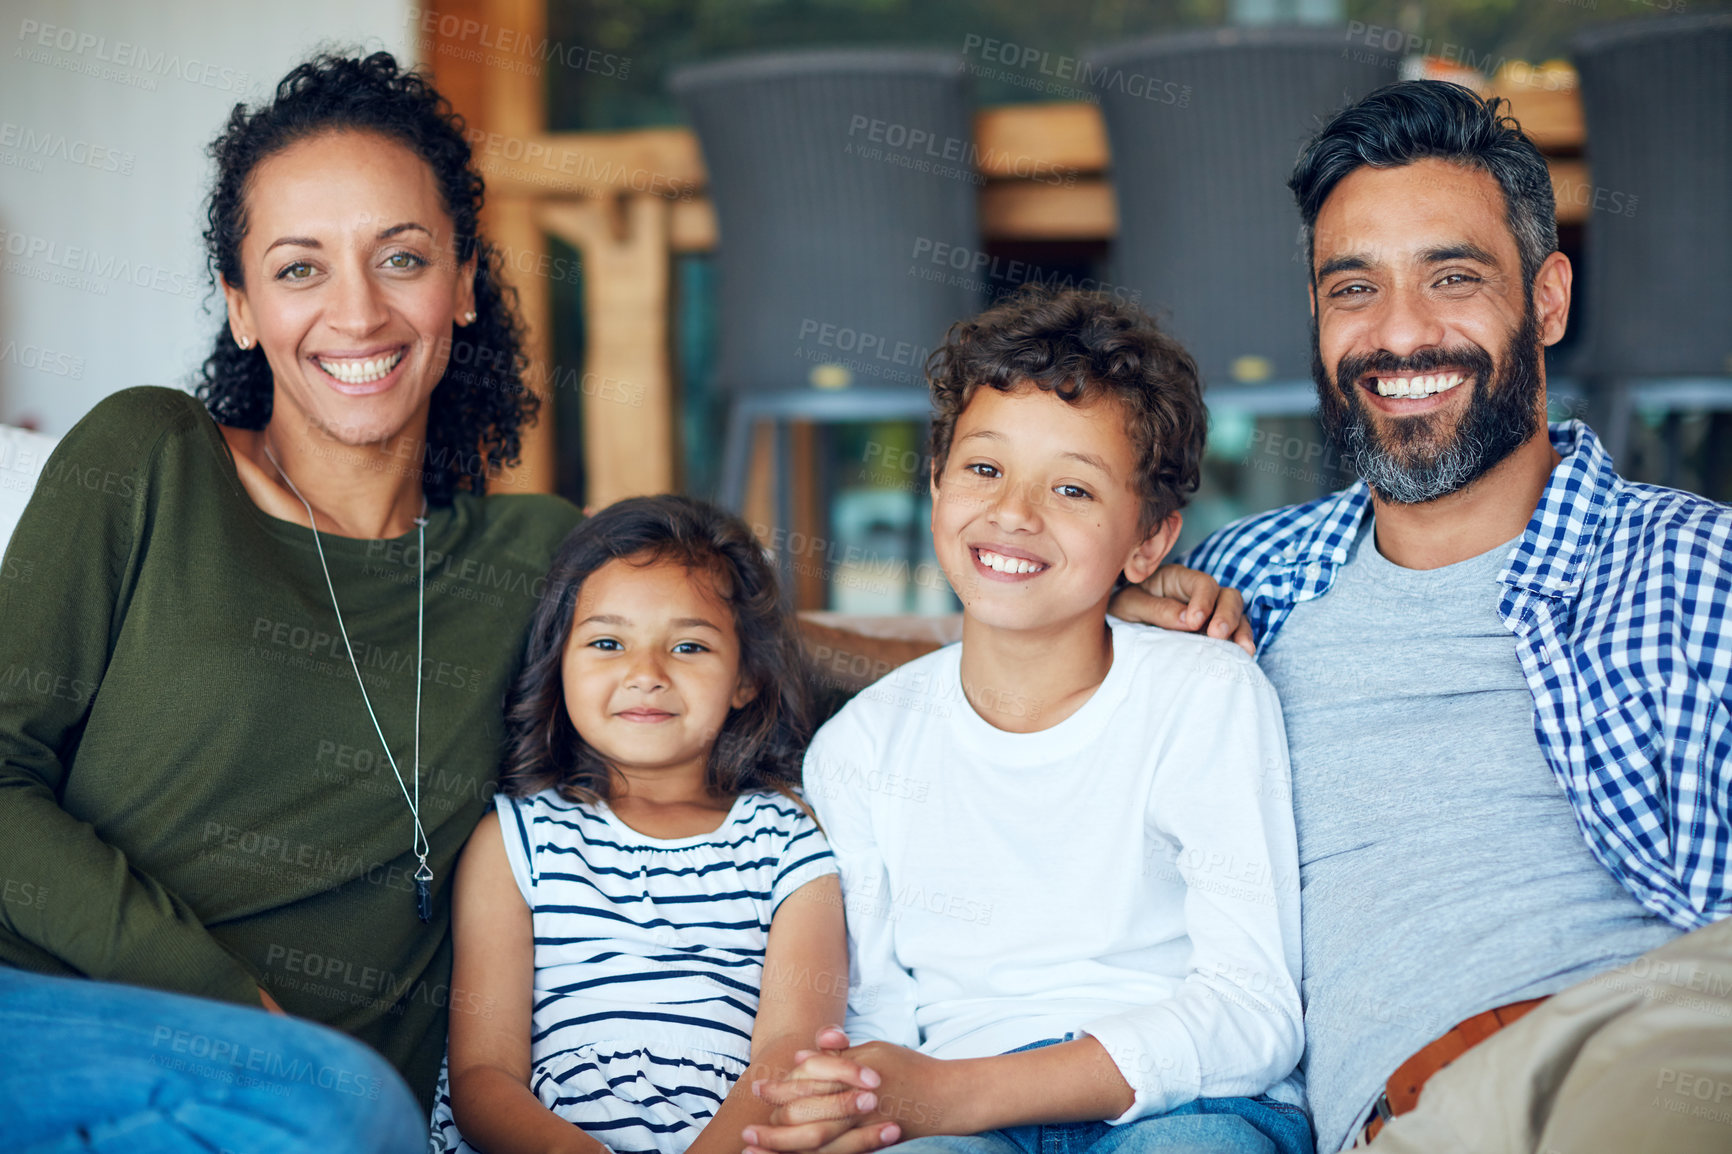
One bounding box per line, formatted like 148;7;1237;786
750;288;1308;1154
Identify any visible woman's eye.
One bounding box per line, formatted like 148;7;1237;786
1056;484;1092;500
587;638;622;651
384;251;426;270
276;261;314;281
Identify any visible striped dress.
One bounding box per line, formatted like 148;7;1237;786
430;788;836;1154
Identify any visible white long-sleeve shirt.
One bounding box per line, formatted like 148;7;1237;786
803;618;1304;1123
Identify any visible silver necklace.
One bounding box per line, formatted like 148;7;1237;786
263;439;434;923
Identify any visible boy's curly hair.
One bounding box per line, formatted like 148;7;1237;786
925;285;1207;531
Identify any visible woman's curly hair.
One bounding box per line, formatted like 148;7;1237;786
196;50;536;504
925;285;1207;531
500;495;816;807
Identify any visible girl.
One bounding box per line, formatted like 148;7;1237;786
430;495;849;1154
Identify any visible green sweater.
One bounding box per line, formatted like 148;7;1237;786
0;387;581;1109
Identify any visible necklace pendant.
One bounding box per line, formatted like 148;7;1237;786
414;861;434;923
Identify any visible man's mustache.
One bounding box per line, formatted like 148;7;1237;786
1335;344;1494;389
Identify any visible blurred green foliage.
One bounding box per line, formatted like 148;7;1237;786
546;0;1727;129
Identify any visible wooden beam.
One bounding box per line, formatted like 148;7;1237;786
478;0;556;495
974;102;1107;177
416;0;488;121
1489;80;1586;154
980;178;1116;241
474;129;705;199
789;421;826;610
1548;159;1591;226
540;196;678;505
486;196;556;494
670;196;718;252
744;420;776;548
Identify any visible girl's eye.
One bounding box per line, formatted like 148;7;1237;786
1056;484;1092;500
672;641;710;655
276;261;314;281
587;638;622;651
384;251;427;270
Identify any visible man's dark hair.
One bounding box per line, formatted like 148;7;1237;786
1289;80;1558;289
925;285;1206;532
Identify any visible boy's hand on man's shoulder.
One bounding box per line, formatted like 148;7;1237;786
1109;565;1254;656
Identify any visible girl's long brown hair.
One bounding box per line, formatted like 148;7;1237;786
501;495;815;805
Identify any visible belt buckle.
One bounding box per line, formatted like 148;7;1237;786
1355;1092;1395;1147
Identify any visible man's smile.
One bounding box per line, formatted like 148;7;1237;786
1362;371;1468;399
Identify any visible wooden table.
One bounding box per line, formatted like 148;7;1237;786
438;7;1586;504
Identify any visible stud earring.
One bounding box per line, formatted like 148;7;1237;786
463;310;476;324
237;336;251;350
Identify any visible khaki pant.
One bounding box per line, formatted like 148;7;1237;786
1366;916;1732;1154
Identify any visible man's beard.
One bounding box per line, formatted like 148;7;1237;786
1312;309;1545;505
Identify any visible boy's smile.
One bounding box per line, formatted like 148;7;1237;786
972;543;1049;579
931;383;1173;634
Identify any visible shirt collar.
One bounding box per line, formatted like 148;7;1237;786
1283;483;1370;569
1500;420;1620;597
1281;421;1618;594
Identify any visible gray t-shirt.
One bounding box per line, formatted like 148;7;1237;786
1258;518;1680;1154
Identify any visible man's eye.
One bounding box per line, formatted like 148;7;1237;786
276;261;314;281
1435;273;1481;289
587;638;622;651
1056;484;1092;500
1329;282;1372;297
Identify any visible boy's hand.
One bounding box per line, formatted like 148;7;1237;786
747;1029;911;1154
752;1033;956;1154
1109;564;1253;655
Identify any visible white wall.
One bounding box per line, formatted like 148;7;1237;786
0;0;416;433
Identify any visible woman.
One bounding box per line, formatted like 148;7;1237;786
0;51;580;1143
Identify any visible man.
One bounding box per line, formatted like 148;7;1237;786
753;81;1731;1154
1115;80;1732;1153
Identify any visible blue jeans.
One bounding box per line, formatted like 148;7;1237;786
892;1039;1311;1154
0;967;424;1153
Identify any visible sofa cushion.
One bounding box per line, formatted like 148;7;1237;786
0;426;60;555
796;611;960;720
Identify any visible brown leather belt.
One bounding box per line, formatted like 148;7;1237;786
1361;997;1548;1144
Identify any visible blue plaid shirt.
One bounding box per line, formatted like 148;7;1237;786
1185;421;1732;931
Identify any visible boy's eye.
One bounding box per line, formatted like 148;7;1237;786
672;641;710;655
1056;484;1092;500
964;462;1000;479
586;638;622;651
